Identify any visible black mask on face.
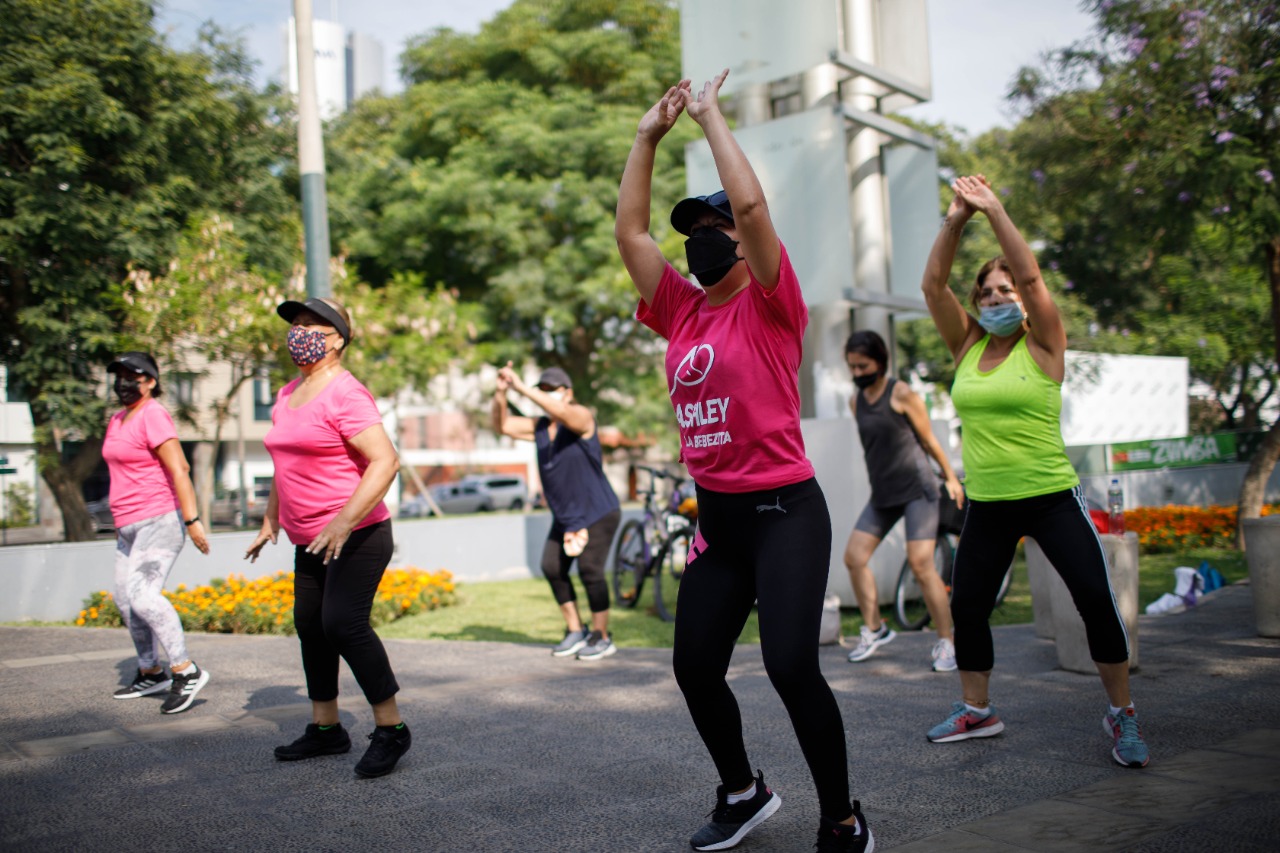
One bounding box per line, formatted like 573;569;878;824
114;376;144;407
852;371;881;390
684;228;742;287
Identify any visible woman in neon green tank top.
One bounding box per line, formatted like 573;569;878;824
918;175;1149;769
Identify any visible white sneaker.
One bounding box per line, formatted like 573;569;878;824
932;637;957;672
847;624;896;662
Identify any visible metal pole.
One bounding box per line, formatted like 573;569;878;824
294;0;332;297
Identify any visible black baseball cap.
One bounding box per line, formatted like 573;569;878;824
276;297;351;345
536;367;572;389
670;189;734;236
107;352;160;380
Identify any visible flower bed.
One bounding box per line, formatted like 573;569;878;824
1124;504;1278;552
76;567;456;635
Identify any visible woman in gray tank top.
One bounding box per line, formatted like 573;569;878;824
842;330;964;672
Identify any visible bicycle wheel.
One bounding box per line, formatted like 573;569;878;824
611;520;647;609
893;536;952;632
654;525;692;623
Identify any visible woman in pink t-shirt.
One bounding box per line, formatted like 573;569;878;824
103;351;211;715
245;297;409;779
615;72;870;853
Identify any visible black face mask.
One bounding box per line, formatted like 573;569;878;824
684;228;742;287
852;371;881;390
114;376;144;407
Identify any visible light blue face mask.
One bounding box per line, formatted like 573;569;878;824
978;302;1026;336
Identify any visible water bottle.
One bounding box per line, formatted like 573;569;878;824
1107;478;1125;536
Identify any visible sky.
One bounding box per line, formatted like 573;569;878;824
154;0;1098;135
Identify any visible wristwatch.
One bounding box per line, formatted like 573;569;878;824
184;516;200;527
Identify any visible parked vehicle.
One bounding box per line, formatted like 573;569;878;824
460;474;528;511
86;497;114;533
209;485;270;528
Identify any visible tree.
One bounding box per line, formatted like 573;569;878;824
0;1;295;538
1007;0;1280;543
324;0;693;438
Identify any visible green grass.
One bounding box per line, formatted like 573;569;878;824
381;546;1248;649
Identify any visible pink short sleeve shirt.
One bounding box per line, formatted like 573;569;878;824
263;371;391;545
102;399;181;527
636;242;814;493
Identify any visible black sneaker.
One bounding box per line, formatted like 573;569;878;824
274;723;353;760
354;723;412;778
814;804;874;852
160;664;209;714
690;770;781;851
114;668;171;699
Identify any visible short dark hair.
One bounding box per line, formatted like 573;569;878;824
844;330;888;370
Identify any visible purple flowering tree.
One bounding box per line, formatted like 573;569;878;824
1008;0;1280;545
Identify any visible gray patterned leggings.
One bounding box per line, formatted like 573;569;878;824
114;511;188;669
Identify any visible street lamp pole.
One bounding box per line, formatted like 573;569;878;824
294;0;331;298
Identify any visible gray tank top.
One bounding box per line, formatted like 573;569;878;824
854;378;938;508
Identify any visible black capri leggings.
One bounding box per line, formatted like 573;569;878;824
542;509;621;614
294;520;399;705
673;478;853;823
951;484;1129;672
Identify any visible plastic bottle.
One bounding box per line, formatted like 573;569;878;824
1107;478;1125;536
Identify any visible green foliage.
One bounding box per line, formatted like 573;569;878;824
0;0;296;537
1;482;36;528
326;0;692;436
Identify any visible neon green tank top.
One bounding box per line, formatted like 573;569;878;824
951;335;1079;501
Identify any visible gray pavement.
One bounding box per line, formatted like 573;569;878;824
1;584;1277;852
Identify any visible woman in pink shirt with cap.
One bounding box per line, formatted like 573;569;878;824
616;72;871;853
104;351;211;714
245;296;409;779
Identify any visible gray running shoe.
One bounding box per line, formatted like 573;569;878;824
576;631;616;661
552;627;590;657
847;624;896;663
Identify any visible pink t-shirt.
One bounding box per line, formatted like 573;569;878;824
263;371;391;545
637;242;814;493
102;399;180;527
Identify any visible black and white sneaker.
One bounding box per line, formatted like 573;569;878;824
814;804;875;853
354;723;412;778
160;664;209;714
114;669;171;699
690;771;782;851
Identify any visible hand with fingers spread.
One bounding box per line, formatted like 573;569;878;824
306;516;355;566
244;515;279;563
637;79;692;144
681;68;730;126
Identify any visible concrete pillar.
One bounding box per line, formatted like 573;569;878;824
1243;517;1280;637
1040;532;1141;673
294;0;332;298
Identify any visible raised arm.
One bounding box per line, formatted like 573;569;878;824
616;81;691;304
681;70;781;289
922;191;981;361
499;364;595;438
490;367;536;442
952;176;1066;361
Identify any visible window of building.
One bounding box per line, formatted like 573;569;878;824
253;378;274;421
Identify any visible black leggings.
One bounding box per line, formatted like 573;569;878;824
674;478;852;822
294;520;400;705
542;509;620;614
951;485;1129;672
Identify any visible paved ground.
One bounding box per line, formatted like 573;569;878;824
0;584;1277;852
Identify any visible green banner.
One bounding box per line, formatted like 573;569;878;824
1110;433;1238;471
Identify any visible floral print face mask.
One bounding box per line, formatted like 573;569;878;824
287;326;331;366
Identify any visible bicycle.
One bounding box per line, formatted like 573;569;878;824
893;491;1012;632
611;465;697;623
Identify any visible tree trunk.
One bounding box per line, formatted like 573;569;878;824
1238;236;1280;549
192;441;217;525
37;437;103;542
